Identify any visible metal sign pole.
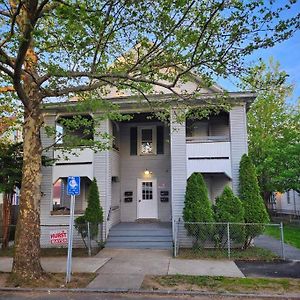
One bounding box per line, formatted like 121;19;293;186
66;194;75;283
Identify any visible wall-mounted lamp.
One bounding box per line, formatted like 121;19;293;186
144;169;152;175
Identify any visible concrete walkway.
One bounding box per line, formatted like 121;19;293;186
87;248;244;289
254;235;300;260
0;257;110;273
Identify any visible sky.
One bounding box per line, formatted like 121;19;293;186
219;6;300;105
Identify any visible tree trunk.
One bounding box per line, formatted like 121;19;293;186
2;193;11;250
12;105;44;280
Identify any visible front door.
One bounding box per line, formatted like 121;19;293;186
137;179;158;219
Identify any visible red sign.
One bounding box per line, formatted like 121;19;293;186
50;230;68;245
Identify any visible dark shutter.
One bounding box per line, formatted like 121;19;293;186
156;126;164;154
130;127;137;155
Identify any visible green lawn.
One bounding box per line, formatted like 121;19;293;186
142;275;300;295
264;224;300;249
178;246;278;261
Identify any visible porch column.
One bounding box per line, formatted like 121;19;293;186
40;113;56;224
170;109;187;223
94;118;111;239
229;104;248;194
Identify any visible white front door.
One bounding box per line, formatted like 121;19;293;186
137;179;158;219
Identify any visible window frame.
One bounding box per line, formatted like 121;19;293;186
138;126;157;155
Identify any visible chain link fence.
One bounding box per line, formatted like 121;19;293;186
1;223;103;256
174;221;285;259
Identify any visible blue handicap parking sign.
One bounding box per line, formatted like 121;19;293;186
67;176;80;195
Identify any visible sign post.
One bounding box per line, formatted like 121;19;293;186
66;176;80;283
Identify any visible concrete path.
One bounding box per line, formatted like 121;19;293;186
87;248;244;289
254;235;300;260
0;257;110;273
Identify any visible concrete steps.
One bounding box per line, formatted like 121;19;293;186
105;222;173;249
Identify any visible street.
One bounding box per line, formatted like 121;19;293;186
0;291;299;300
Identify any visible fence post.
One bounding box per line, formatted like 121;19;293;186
173;219;177;257
280;222;285;260
87;222;91;257
227;222;231;259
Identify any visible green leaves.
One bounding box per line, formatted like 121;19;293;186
243;59;299;195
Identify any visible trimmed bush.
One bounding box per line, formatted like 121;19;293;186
214;186;245;247
183;172;214;247
75;178;103;243
85;178;103;224
239;154;269;248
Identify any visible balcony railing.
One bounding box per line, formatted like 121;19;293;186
186;141;231;178
186;135;230;143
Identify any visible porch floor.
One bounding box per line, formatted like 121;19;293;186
105;222;173;249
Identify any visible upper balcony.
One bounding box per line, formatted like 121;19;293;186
53;148;94;182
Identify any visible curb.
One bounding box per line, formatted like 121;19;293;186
0;287;300;299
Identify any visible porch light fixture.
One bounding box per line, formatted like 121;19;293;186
144;169;151;175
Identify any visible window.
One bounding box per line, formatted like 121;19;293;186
141;129;153;154
287;190;291;204
112;121;120;151
138;126;156;155
52;177;91;215
142;182;153;200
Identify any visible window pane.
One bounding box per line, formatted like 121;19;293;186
142;182;153;200
141;129;153;154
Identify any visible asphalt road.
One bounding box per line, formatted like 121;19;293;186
0;291;299;300
236;260;300;278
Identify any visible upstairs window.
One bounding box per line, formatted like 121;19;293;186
138;126;156;155
141;128;153;154
130;125;164;156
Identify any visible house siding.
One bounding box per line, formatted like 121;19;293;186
170;109;187;222
94;118;111;238
229;105;248;194
40;114;56;226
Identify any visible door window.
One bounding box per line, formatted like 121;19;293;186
142;182;153;200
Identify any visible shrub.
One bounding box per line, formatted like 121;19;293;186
214;186;245;247
183;172;214;248
75;178;103;245
239;154;270;248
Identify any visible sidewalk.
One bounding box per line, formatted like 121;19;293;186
0;257;110;273
87;248;244;289
0;249;245;289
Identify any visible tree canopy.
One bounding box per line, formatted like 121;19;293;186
243;59;300;199
0;0;299;281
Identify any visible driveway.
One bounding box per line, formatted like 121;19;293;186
236;260;300;278
254;235;300;260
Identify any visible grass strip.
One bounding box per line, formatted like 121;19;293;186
142;275;300;294
178;247;278;261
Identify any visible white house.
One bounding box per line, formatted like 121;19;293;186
273;190;300;217
40;77;255;248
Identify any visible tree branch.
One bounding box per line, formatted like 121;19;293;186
0;1;24;48
0;63;14;78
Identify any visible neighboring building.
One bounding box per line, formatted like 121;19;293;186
40;76;255;247
272;190;300;217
